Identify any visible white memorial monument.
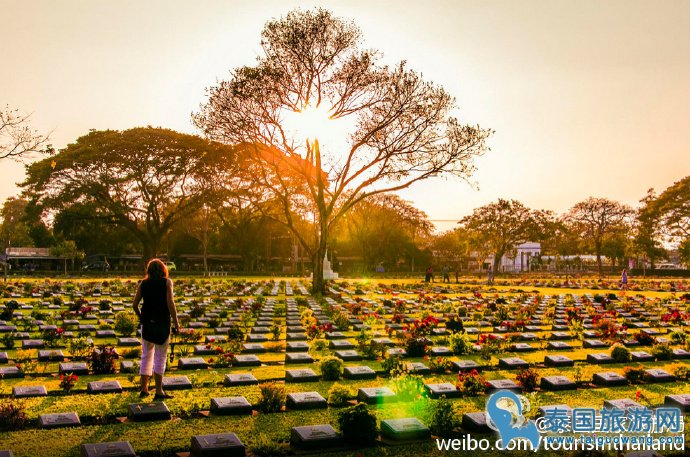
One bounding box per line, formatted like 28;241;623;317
311;250;339;280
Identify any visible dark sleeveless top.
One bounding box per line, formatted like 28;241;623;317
140;278;170;344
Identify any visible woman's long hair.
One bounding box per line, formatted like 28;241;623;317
145;258;169;280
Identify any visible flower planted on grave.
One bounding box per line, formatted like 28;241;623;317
456;369;486;396
88;345;117;375
208;346;233;368
425;355;452;374
178;328;202;344
515;367;540;392
59;372;78;393
391;372;426;401
42;327;64;348
661;309;688;324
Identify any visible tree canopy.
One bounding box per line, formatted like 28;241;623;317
22;127;238;259
194;8;491;292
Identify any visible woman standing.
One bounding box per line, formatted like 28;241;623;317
133;259;181;399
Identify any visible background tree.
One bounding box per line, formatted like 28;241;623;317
633;189;667;269
22;127;238;259
564;197;633;276
1;105;52;160
194;8;491;292
459;199;548;275
0;197;35;248
646;176;690;260
50;240;84;274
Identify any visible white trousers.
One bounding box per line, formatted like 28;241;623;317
139;337;169;376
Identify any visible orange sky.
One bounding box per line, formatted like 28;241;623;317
2;0;689;232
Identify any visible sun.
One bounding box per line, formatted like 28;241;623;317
282;103;353;151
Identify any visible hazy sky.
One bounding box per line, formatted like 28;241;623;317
2;0;689;232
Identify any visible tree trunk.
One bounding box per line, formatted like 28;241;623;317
595;241;603;277
312;237;327;294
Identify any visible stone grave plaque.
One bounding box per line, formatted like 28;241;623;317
178;357;208;370
453;360;481;372
190;433;245;457
343;365;376;380
540;376;576;391
583;339;608;348
510;343;535;352
672;348;690;359
1;366;26;379
286;333;307;341
486;379;521;394
246;334;268;343
39;412;81;429
285;369;319;383
603;399;643;410
461;412;491;433
120;361;135;373
334;350;361;361
224;373;259;386
358;387;397;405
549;332;572;340
593;372;627;386
128;402;172;421
425;383;461;399
38;350;65;362
285;353;314;364
118;338;139;347
59;362;89;375
630;351;653;362
96;330;116;338
87;380;123;394
241;343;266;353
286;392;327;410
405;362;431;375
194;345;217;355
544;355;574;367
587;353;614;364
498;357;529;369
210;396;252;415
547;341;573;350
290;425;342;450
381;418;431;441
81;442;135;457
372;337;394;347
386;348;407;357
428;346;452;356
22;339;44;349
286;341;309;352
13;385;47;398
329;340;354;350
538;404;572;418
664;394;690;412
162;376;192;390
232;354;261;367
644;369;675;383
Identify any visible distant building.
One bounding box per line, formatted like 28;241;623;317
485;242;542;273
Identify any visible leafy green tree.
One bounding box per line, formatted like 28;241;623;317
645;176;690;266
564;197;633;276
50;240;84;274
460;199;549;275
23;127;238;259
194;8;491;292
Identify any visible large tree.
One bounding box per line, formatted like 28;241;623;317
564;197;633;276
23;127;238;259
647;176;690;247
459;199;548;275
1;106;52;160
633;189;667;269
193;8;491;292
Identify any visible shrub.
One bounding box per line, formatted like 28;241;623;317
426;356;452;374
66;336;92;360
113;311;138;336
319;356;343;380
651;343;673;361
122;347;142;359
328;383;354;406
227;325;244;342
445;317;465;333
249;433;289;457
381;356;404;376
623;366;645;384
1;332;15;349
449;332;471;355
456;369;486;396
59;372;78;393
42;327;64;348
390;372;426;401
610;343;631;363
673;365;690;381
670;330;687;344
257;382;285;413
0;400;28;431
338;403;378;446
88;345;117;375
515;367;540;392
429;396;458;437
404;336;431;357
634;331;655;346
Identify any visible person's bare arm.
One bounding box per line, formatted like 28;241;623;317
132;284;142;320
166;279;180;330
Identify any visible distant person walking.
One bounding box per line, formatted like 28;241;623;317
133;259;181;400
487;269;494;285
621;268;629;291
425;266;434;283
442;265;450;283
